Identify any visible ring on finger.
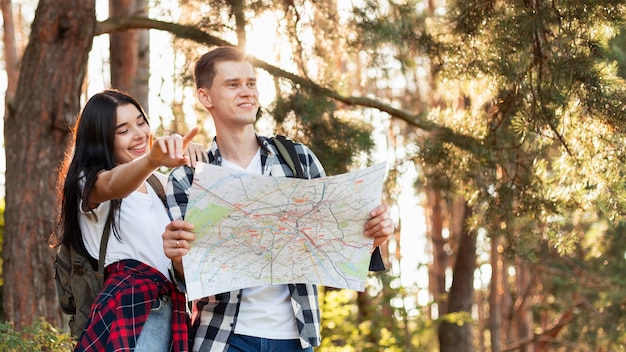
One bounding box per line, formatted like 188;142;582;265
176;240;180;248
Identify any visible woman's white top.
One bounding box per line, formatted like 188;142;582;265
222;150;300;340
79;173;171;279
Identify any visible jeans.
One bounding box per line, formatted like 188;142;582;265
228;333;314;352
135;295;172;352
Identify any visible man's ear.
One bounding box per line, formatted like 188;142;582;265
197;88;213;108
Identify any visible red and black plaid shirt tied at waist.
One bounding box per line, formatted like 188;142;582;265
74;259;189;352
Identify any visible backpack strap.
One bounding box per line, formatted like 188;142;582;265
97;207;113;275
271;135;305;179
146;174;168;208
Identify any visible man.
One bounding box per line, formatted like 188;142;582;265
163;46;394;352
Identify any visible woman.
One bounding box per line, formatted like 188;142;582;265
56;89;199;351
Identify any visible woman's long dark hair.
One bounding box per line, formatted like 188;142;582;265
55;89;149;260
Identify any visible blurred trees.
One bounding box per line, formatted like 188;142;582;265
2;0;626;350
109;0;150;109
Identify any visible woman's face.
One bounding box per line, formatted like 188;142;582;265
113;103;151;165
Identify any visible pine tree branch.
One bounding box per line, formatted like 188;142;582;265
96;16;484;154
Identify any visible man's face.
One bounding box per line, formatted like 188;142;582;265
200;60;260;128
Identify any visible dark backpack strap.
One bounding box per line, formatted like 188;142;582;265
272;135;306;179
97;207;113;275
147;174;168;208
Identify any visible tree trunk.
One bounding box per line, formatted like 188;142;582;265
1;0;20;103
109;0;149;111
230;0;247;48
438;201;476;352
2;0;96;329
489;236;503;352
515;260;533;352
427;187;447;318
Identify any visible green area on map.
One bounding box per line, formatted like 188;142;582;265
185;202;233;241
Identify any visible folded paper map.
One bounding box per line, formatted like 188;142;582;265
183;161;387;300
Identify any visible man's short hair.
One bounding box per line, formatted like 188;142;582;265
194;46;253;89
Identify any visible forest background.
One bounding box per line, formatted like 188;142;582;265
1;0;626;351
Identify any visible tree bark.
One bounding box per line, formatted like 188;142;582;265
109;0;149;111
2;0;96;329
489;236;503;352
438;200;476;352
427;187;447;318
1;0;19;104
515;260;533;352
230;0;247;48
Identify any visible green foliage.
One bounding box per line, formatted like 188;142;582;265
401;1;626;348
271;88;375;175
437;311;473;327
0;318;74;351
495;218;626;351
348;0;426;69
414;0;626;256
563;221;626;350
608;27;626;79
319;273;439;351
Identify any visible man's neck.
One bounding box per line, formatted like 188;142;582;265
215;127;260;168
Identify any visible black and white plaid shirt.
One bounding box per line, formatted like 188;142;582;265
166;134;325;352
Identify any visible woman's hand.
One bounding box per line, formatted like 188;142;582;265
149;127;199;168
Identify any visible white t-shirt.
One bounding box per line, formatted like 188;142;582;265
222;149;300;340
79;173;172;279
